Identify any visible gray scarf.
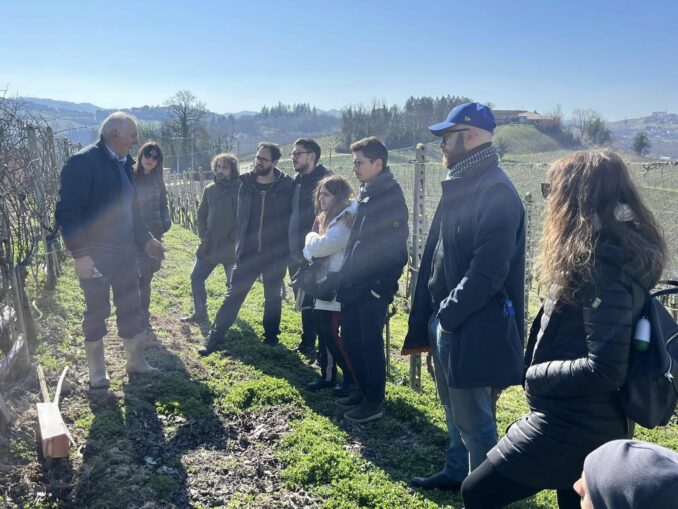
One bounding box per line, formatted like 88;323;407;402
358;167;394;202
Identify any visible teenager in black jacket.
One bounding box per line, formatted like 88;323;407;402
336;137;409;423
461;151;668;509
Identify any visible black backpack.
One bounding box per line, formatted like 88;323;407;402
619;280;678;428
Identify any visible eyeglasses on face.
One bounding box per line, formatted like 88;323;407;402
353;159;372;168
143;152;159;160
255;155;272;163
290;151;310;158
541;182;551;199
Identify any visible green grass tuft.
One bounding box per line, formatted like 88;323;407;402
222;374;303;412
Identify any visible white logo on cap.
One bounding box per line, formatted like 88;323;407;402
464;115;471;121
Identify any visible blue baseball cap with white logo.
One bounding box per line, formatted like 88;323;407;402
428;102;496;136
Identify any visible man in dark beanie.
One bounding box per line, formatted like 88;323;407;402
574;439;678;509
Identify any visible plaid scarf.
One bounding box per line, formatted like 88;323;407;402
447;145;498;180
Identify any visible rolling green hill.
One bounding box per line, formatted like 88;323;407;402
494;124;567;154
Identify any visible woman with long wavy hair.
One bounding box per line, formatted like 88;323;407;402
461;150;667;508
133;141;171;331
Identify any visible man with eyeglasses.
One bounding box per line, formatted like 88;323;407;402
402;103;525;492
288;138;332;359
56;112;164;388
335;136;408;423
199;142;294;355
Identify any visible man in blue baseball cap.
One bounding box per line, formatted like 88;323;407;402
402;102;525;491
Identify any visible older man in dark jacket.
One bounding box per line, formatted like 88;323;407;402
402;103;525;492
288;138;332;356
199;142;294;355
336;137;409;424
55;112;164;388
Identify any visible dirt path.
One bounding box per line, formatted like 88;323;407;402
0;275;319;509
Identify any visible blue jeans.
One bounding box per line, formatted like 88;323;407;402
190;255;234;313
429;314;497;481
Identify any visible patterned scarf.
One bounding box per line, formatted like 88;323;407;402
447;145;498;180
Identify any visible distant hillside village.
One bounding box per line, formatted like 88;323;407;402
493;110;558;129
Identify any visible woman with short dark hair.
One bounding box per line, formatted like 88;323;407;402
461;150;667;508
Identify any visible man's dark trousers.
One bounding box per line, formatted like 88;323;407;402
212;250;287;341
80;245;144;342
341;293;389;402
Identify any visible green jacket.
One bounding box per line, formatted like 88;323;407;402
197;178;240;265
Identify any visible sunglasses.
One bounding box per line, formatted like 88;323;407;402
441;128;470;143
143;152;159;160
541;182;551;199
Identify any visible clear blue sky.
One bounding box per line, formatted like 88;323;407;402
1;0;676;121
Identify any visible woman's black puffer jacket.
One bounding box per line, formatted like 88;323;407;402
487;240;656;490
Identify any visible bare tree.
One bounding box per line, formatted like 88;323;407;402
572;108;597;140
163;90;207;172
546;104;563;129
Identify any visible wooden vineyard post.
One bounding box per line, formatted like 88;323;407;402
0;392;11;426
36;366;74;458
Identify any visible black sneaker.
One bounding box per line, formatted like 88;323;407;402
305;379;335;391
335;392;364;408
263;336;279;347
295;343;316;357
343;400;384;424
332;382;358;397
181;311;209;323
410;471;463;492
198;329;225;356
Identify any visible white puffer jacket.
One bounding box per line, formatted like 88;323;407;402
303;201;357;311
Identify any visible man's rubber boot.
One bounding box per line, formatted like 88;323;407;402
123;332;160;375
85;339;110;388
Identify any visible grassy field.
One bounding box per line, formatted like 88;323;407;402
1;225;677;508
